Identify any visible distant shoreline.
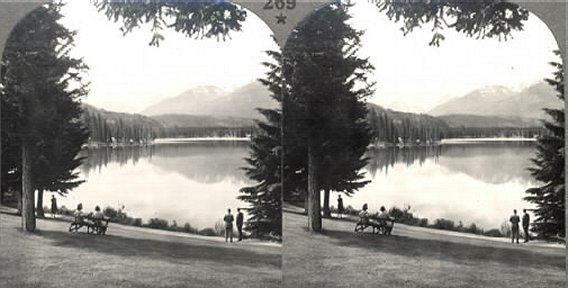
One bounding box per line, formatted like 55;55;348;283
441;137;537;144
86;136;535;148
368;137;536;149
154;137;251;144
84;137;251;148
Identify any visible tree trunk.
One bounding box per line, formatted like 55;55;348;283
307;141;321;232
323;188;331;218
16;189;22;215
21;140;36;232
36;188;44;218
304;192;308;214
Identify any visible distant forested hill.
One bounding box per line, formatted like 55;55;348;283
151;114;256;138
152;114;255;128
366;103;547;145
367;103;450;145
81;104;258;143
438;114;541;128
81;104;165;144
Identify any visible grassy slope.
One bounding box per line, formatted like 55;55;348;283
0;212;281;288
283;211;565;288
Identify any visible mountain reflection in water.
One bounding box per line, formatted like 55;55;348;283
56;142;252;229
365;142;535;185
347;141;538;230
80;142;250;184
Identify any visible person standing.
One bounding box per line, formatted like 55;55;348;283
509;209;520;244
236;208;244;241
223;208;234;243
50;195;58;219
522;209;530;243
337;195;344;219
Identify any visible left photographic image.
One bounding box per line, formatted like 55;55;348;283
0;1;282;287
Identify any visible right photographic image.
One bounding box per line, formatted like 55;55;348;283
281;1;565;287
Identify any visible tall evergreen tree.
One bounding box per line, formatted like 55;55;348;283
283;3;374;230
1;3;88;229
524;51;565;240
239;50;283;240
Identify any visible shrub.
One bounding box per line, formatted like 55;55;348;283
500;220;512;237
389;206;416;225
129;218;143;227
432;218;455;230
183;222;198;234
466;223;483;234
418;218;428;227
103;206;118;220
169;220;178;231
329;206;337;213
147;218;169;229
59;205;73;216
344;205;358;216
214;220;226;237
484;229;503;237
199;228;217;236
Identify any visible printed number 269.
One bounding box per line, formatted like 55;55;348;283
264;0;296;10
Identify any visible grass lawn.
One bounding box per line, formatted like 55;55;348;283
0;211;281;288
283;210;565;288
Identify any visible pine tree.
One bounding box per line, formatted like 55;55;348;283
283;3;374;229
238;50;283;240
375;1;529;47
92;1;246;47
524;51;565;240
1;3;89;228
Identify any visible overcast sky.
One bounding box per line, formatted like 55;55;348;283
59;1;560;114
60;1;277;114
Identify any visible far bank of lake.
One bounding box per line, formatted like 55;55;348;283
47;141;252;230
338;140;538;231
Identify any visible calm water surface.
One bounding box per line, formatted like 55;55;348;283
47;142;252;229
337;142;539;230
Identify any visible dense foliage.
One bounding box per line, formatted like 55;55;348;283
525;51;565;240
283;3;374;229
92;0;246;46
1;3;88;225
239;50;283;240
375;0;529;46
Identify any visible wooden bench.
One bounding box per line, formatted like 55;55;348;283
68;215;110;235
354;216;394;235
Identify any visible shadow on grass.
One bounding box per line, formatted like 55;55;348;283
320;229;565;270
37;230;280;269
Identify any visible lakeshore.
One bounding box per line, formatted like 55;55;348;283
282;209;565;288
84;137;252;148
0;209;281;288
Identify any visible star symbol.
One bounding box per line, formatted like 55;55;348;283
276;13;287;25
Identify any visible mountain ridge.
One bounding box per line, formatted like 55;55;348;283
141;81;276;119
428;81;560;118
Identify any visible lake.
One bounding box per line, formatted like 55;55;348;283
336;141;539;230
46;141;252;229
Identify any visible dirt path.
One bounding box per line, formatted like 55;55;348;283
0;211;281;288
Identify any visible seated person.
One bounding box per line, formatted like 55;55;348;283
358;203;370;225
70;203;92;232
377;206;394;234
73;203;85;222
91;205;108;234
378;206;393;221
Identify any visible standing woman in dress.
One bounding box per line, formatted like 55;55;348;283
50;195;58;219
337;195;344;219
